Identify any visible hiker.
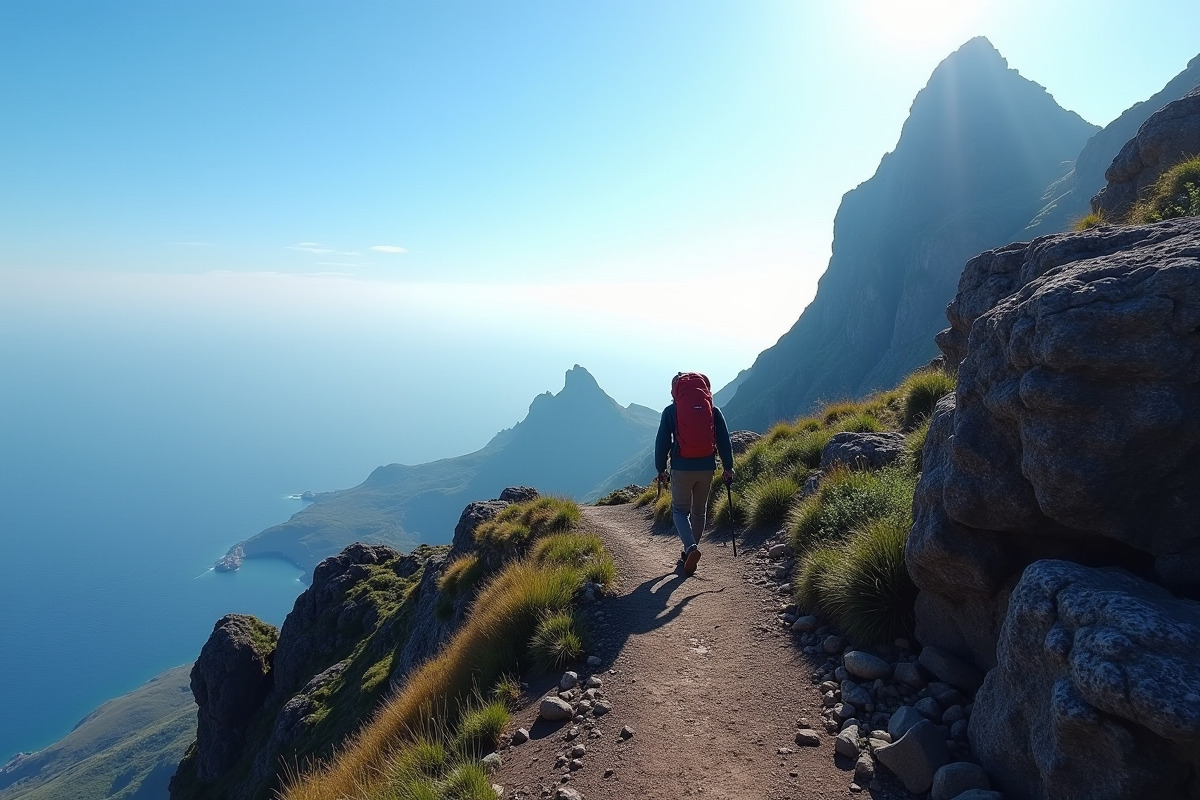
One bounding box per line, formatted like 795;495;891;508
654;372;735;575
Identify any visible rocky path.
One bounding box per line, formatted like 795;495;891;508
492;503;886;800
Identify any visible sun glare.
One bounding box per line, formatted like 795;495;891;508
854;0;985;50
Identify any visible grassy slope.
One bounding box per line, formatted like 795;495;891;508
0;666;195;800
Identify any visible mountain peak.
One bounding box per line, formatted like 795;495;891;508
563;364;601;393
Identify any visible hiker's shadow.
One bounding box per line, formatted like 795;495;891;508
601;569;725;657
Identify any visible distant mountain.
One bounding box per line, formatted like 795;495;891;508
1024;52;1200;236
229;365;658;573
0;666;193;800
722;38;1098;430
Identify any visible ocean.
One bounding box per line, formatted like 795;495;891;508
0;268;758;762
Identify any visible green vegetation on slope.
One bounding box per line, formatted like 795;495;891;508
0;665;195;800
281;498;612;800
716;370;949;645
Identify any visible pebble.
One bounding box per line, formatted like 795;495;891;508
568;758;584;771
569;744;586;758
592;700;612;716
915;697;942;720
539;697;575;722
824;635;846;654
481;753;502;771
842;651;893;681
795;729;822;746
585;676;603;689
619;726;634;739
559;672;580;691
555;788;584;800
854;753;875;784
586;655;602;667
768;543;790;558
791;615;820;633
511;728;530;745
835;726;861;758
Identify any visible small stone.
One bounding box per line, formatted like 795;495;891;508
843;651;893;681
587;655;602;667
854;753;876;784
603;768;614;778
592;700;612;716
559;671;580;691
874;720;950;794
564;727;579;740
768;542;790;558
888;706;926;741
511;727;530;745
792;615;820;633
918;646;984;696
941;704;966;725
555;788;584;800
893;661;926;689
619;725;634;739
777;582;792;593
824;635;846;654
569;744;586;758
568;758;584;771
833;702;855;721
915;697;941;720
540;697;575;722
841;680;873;710
930;761;991;800
585;676;603;688
835;726;861;758
481;752;502;772
777;747;794;754
950;719;968;741
848;783;862;793
795;728;822;746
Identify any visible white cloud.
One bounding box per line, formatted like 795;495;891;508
288;242;360;257
370;245;407;254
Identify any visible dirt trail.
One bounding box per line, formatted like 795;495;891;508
493;503;863;800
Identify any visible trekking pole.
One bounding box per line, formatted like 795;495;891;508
726;483;738;557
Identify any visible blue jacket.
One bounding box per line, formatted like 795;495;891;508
654;404;735;473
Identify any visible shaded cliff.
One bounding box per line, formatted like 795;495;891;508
1024;52;1200;235
723;37;1098;431
230;365;657;573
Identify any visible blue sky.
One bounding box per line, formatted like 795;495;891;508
3;0;1200;455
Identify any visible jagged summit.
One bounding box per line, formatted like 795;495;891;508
722;39;1098;431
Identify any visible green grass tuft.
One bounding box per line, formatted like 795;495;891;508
1072;211;1107;230
789;466;916;552
454;700;509;757
899;370;955;430
474;497;581;552
818;514;917;646
746;476;800;529
1128;155;1200;224
794;547;841;615
906;419;932;474
529;610;584;671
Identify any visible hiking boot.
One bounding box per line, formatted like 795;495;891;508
683;546;702;576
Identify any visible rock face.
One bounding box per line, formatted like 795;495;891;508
911;215;1200;667
1023;53;1200;237
723;37;1098;431
909;214;1200;797
1092;86;1200;221
188;614;277;782
971;560;1200;800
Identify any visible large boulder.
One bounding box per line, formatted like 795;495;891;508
911;215;1200;668
971;560;1200;800
818;431;907;471
189;614;277;782
1092;87;1200;221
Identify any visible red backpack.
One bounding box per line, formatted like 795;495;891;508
671;372;715;459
